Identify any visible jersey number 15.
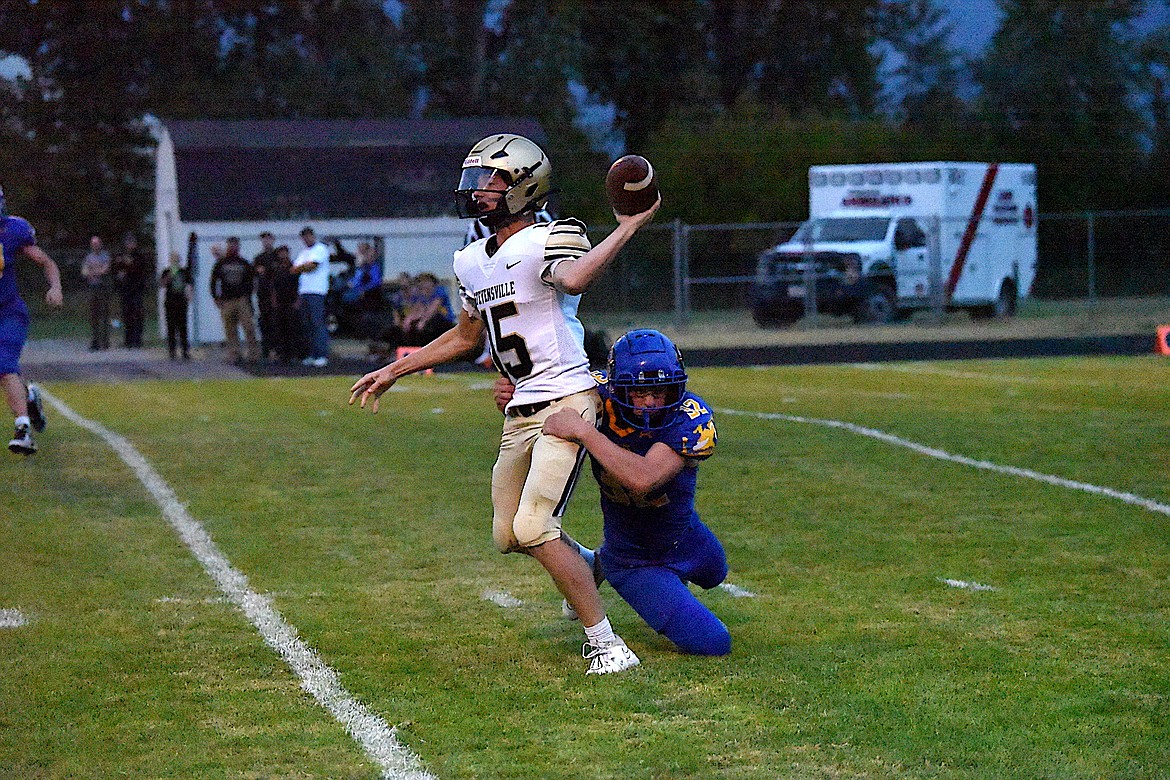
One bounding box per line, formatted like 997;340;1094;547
485;301;534;382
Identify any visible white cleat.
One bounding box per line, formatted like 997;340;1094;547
583;640;640;675
8;424;36;456
562;598;578;621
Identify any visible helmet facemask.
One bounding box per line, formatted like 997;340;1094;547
454;166;515;227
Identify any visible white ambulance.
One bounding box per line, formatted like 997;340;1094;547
750;162;1038;325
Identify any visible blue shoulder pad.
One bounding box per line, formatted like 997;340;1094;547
665;391;717;460
4;216;37;248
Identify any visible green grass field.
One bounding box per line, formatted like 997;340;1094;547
2;356;1168;779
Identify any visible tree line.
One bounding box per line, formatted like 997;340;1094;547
1;0;1168;245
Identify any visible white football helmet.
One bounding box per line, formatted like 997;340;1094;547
454;134;551;226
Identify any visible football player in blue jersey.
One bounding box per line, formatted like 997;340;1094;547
499;329;732;656
0;185;63;455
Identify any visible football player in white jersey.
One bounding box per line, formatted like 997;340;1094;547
350;134;659;675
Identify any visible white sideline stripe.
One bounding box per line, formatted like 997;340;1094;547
720;408;1170;518
0;608;29;628
40;389;435;780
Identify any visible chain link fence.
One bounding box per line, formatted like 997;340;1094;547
582;208;1170;328
23;208;1170;342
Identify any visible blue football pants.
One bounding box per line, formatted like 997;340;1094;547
603;522;732;656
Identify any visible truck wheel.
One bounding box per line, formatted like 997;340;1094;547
993;280;1017;318
971;280;1017;320
853;285;896;324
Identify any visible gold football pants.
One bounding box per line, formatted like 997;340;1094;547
491;388;599;553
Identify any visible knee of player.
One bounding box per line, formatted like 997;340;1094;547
677;622;731;656
661;606;732;657
511;507;558;549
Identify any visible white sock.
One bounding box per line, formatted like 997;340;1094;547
14;416;30;429
584;616;618;648
569;538;595;569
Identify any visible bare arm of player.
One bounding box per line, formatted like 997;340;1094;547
23;245;63;307
542;407;685;497
550;196;661;295
349;309;485;413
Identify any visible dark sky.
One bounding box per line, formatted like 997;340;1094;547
942;0;1170;53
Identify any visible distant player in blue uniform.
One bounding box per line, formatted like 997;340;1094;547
0;184;63;455
513;329;731;656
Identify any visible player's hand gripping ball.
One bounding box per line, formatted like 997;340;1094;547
605;155;659;215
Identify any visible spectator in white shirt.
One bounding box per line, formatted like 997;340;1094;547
292;226;332;367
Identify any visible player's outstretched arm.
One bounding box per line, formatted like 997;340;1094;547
551;196;660;295
23;245;63;307
543;407;683;496
349;310;484;413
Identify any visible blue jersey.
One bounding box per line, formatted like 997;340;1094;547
0;216;37;309
592;373;718;562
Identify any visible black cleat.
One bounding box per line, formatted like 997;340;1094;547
27;384;46;432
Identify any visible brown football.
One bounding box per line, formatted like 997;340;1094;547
605;155;660;215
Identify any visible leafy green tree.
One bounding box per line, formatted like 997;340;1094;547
0;2;155;242
874;0;969;132
400;0;493;116
754;0;884;119
1136;23;1170;205
974;0;1148;210
578;0;708;151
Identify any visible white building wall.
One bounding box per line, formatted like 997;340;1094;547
152;123;469;345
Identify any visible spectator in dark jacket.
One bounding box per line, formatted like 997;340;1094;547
159;251;193;360
112;232;151;348
253;231;281;361
209;237;258;363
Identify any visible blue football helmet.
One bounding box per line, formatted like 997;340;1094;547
607;329;688;431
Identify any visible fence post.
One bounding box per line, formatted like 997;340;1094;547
1085;211;1097;301
802;230;818;321
672;218;689;329
928;215;944;323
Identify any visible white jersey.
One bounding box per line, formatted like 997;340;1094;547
454;219;596;409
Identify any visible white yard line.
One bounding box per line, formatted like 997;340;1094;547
719;408;1170;517
480;589;524;608
0;608;29;628
718;583;757;598
40;389;435;780
941;578;997;592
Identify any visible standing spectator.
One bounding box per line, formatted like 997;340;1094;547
209;236;258;363
80;235;112;351
0;183;63;456
271;245;303;363
159;251;193;360
113;232;150;348
253;230;280;360
349;133;660;675
292;226;330;367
